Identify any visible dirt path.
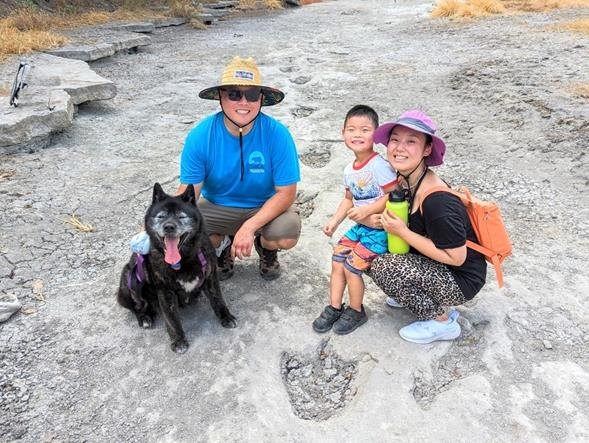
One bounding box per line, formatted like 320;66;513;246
1;1;588;441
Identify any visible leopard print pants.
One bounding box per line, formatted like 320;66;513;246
368;253;465;320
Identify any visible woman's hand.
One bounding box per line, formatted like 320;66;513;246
381;208;409;237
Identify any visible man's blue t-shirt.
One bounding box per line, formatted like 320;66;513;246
180;112;300;208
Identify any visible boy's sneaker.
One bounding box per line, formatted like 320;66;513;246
217;237;234;281
386;296;402;308
399;310;461;344
254;235;280;280
312;304;345;333
333;305;368;335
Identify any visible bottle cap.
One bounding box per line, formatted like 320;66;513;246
389;189;407;202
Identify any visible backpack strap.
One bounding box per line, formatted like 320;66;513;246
419;185;464;212
419;186;505;288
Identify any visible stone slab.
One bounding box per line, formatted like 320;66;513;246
202;7;232;18
105;34;151;53
108;22;155;33
44;32;150;62
206;0;239;8
0;87;73;152
45;43;115;62
195;13;216;25
28;53;116;105
153;17;186;27
0;53;116;151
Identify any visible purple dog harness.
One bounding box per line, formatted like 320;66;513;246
127;250;209;290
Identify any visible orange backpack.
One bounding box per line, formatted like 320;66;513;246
420;186;512;287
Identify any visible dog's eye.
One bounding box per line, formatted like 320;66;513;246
155;214;166;220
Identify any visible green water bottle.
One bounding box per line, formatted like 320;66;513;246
385;190;410;254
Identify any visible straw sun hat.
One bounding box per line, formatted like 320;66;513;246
198;56;285;106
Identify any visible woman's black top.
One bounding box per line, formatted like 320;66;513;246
409;191;487;300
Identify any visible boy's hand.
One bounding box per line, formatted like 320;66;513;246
322;219;339;237
346;206;370;223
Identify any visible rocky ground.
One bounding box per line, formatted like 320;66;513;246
0;0;588;441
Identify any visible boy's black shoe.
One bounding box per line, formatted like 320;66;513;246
333;305;367;335
254;235;281;280
217;236;234;281
312;304;345;333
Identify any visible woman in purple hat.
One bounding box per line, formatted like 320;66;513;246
368;110;487;344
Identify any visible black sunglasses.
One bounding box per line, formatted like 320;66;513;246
220;87;262;102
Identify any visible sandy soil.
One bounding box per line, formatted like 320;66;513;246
1;0;588;441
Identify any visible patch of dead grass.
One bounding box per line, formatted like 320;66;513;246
0;22;68;61
432;0;506;18
432;0;589;18
264;0;284;9
505;0;589;11
568;83;589;98
558;17;589;34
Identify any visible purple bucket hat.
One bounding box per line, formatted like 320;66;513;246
373;110;446;166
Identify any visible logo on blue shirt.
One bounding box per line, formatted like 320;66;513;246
248;151;265;173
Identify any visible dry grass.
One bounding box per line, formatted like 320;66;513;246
505;0;589;11
0;23;68;60
559;17;589;34
0;1;203;60
264;0;284;9
569;83;589;98
238;0;258;9
238;0;284;9
432;0;589;18
432;0;505;17
65;213;95;233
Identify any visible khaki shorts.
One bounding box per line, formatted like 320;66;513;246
197;198;301;241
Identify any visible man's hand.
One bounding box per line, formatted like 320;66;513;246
231;224;257;260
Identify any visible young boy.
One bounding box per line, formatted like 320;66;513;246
312;105;397;335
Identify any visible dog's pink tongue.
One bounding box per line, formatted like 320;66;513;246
164;237;181;265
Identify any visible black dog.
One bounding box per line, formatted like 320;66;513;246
117;183;236;353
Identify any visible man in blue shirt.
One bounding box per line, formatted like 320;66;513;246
178;56;301;281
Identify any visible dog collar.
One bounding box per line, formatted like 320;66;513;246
169;250;208;272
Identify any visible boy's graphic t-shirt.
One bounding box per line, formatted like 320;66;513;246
343;153;397;207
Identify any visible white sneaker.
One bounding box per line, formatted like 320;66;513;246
399;310;461;344
386;296;402;308
215;235;232;257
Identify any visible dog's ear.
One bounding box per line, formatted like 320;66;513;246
152;183;167;203
179;184;196;205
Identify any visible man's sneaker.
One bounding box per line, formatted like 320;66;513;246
312;304;344;333
333;305;368;335
386;296;402;308
399;310;461;344
217;237;234;281
254;236;280;280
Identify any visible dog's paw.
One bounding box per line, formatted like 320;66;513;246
171;339;189;354
137;314;153;329
221;313;237;329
